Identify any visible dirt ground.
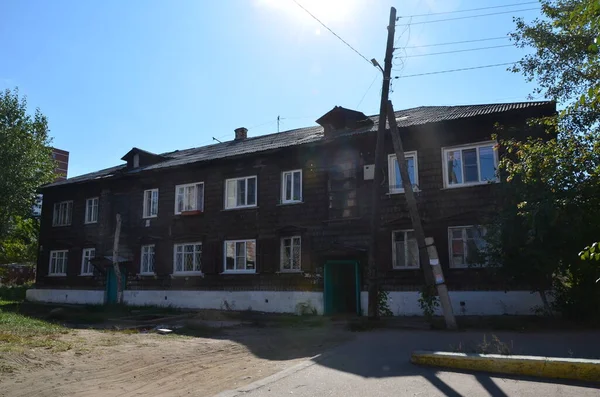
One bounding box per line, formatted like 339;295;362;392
0;325;352;397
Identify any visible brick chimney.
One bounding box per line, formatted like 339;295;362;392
234;127;248;140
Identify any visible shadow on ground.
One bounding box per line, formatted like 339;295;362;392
3;301;600;396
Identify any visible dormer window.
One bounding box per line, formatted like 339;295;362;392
121;148;166;169
316;106;372;137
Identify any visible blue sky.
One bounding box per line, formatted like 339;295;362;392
0;0;541;177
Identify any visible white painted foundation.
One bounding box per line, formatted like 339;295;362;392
123;290;324;314
26;289;105;305
360;291;543;316
26;288;542;316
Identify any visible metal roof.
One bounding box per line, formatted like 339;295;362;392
45;101;553;188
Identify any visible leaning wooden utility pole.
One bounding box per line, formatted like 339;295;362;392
386;100;457;329
367;6;396;319
112;213;124;304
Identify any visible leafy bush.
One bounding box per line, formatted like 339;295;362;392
0;283;31;301
377;290;393;317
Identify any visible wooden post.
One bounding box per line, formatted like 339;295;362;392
386;101;457;329
367;6;397;319
112;213;123;304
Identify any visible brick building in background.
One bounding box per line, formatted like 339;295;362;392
32;148;69;217
51;148;69;182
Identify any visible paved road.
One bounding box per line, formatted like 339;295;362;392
218;330;600;397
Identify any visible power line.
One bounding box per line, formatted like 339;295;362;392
396;8;540;26
398;1;539;18
290;0;373;67
402;44;513;58
401;36;507;49
356;72;380;108
395;62;516;78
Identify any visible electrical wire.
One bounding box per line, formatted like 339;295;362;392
396;8;540;26
395;62;517;79
290;0;373;67
398;1;539;18
403;44;513;58
356;72;380;108
401;36;507;49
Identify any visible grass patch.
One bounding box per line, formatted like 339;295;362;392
0;300;70;352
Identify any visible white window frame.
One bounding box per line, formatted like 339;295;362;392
442;141;499;189
49;250;68;276
223;239;257;274
174;182;204;215
392;230;420;269
140;244;155;275
143;189;159;218
173;242;203;275
388;151;419;194
281;170;303;204
52;201;73;227
80;248;95;276
85;197;99;224
448;225;487;268
224;176;258;209
280;236;301;272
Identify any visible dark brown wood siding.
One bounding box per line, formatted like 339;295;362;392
36;107;553;293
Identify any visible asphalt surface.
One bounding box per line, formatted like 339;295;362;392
217;329;600;397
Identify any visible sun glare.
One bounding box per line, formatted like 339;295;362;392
256;0;358;23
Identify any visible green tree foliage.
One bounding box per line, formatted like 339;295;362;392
0;88;55;263
486;0;600;319
0;216;39;264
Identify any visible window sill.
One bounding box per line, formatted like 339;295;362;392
392;267;420;270
142;215;158;220
175;210;203;216
47;274;67;277
79;274;94;277
84;221;98;225
52;225;71;228
139;272;156;276
277;201;303;206
387;189;420;195
172;272;204;277
222;206;258;211
276;270;303;274
220;271;257;275
441;181;499;190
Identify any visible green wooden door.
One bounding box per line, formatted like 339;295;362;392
324;260;361;316
106;266;127;304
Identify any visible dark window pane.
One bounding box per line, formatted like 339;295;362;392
247;178;256;205
463;148;478;182
237;180;246;206
447;150;462;184
293;172;301;201
479;146;495;181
